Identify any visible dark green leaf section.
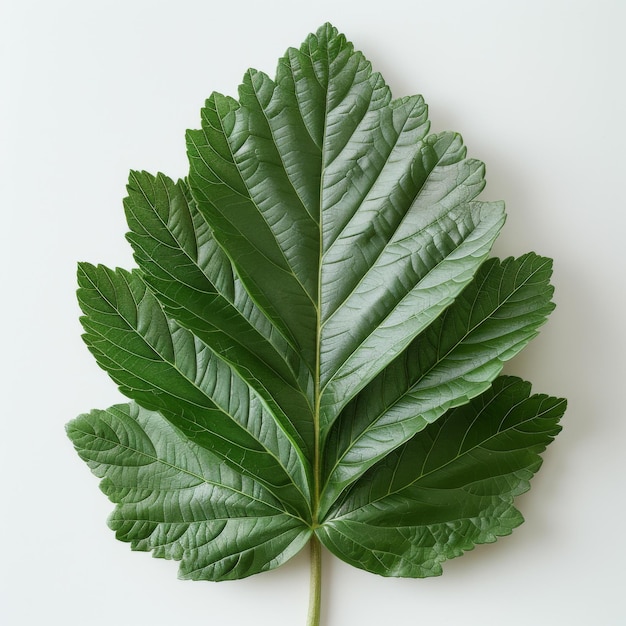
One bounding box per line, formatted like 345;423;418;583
77;263;311;518
67;403;310;580
317;376;565;577
320;253;555;513
123;170;315;455
187;90;320;370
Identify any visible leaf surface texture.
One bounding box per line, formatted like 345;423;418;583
68;23;565;583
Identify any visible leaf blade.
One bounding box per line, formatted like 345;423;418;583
68;23;565;588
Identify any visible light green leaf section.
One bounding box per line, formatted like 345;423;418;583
318;198;505;431
67;402;311;580
317;377;565;577
317;131;499;428
319;253;555;514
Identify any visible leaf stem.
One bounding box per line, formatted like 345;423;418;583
306;534;322;626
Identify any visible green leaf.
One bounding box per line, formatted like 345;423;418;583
67;21;566;623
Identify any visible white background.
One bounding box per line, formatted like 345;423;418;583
2;1;625;624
